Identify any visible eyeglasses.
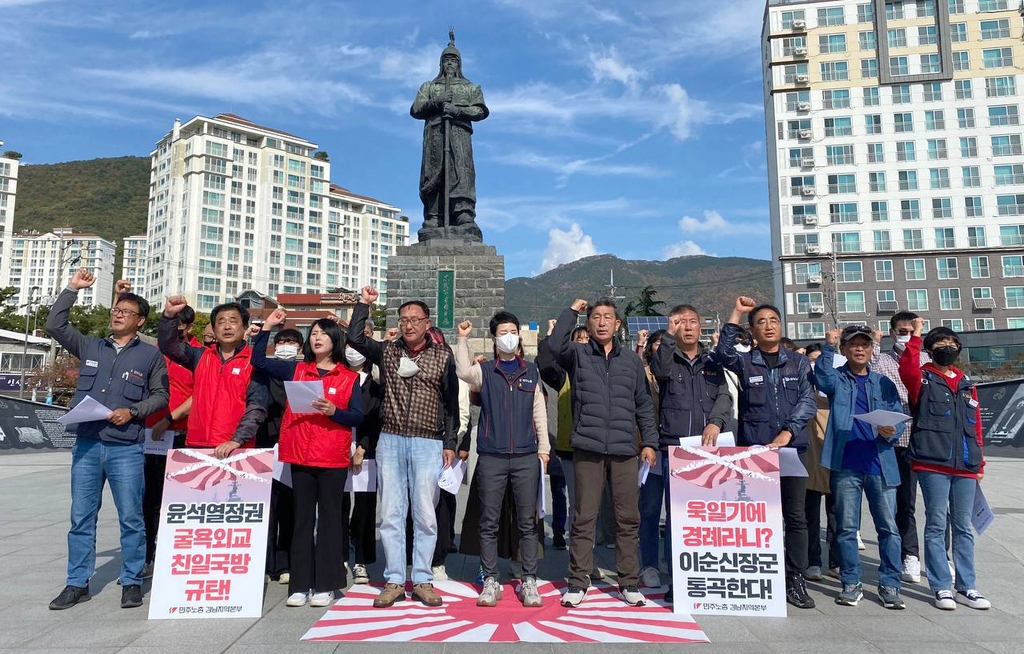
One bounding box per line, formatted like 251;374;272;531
110;308;140;317
754;317;781;327
398;317;427;327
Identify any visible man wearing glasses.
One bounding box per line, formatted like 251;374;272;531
46;268;169;611
347;287;460;609
713;296;818;609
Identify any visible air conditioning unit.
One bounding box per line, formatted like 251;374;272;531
793;46;808;56
798;129;813;139
809;304;825;314
801;187;816;196
807;273;823;284
973;297;997;310
806;245;821;254
792;19;807;30
801;156;815;167
877;300;900;313
804;215;819;226
794;73;810;84
796;101;811;112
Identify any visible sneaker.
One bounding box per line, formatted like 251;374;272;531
142;562;154;580
934;589;956;610
640;566;661;588
856;531;866;551
878;585;905;610
955;589;991;610
835;582;863;607
826;567;841;580
412;583;443;607
310;591;336;607
352;564;369;585
901;555;921;584
786;574;816;609
278;572;290;585
286;591;311;607
49;585;90;610
121;584;143;609
475;566;485;585
561;585;586;607
373;583;406;608
620;585;646;606
806;566;822;581
477;576;502;607
518;576;542;608
432;565;449;581
552;534;567;550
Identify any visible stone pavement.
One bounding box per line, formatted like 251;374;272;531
1;451;1023;654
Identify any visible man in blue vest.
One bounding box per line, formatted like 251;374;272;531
46;268;169;611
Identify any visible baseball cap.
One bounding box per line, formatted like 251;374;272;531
840;325;874;343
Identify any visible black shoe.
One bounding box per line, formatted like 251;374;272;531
49;585;90;610
786;574;816;609
121;584;143;609
552;534;567;550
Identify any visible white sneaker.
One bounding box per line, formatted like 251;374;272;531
934;589;956;611
352;564;369;585
856;531;866;551
561;585;586;607
432;565;449;581
620;586;647;606
901;555;921;583
309;591;335;607
955;589;991;610
806;566;822;581
639;567;661;588
286;591;310;607
278;572;290;585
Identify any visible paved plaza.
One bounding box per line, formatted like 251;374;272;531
1;450;1022;654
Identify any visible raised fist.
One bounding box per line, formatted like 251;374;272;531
360;286;379;305
69;268;96;291
245;323;261;339
825;328;841;346
548;319;557;335
735;296;756;314
265;308;287;329
385;326;399;341
872;330;884;344
164;295;188;317
912;317;925;337
114;279;131;296
637;329;650;347
457;320;472;338
667;314;682;336
571;299;588;313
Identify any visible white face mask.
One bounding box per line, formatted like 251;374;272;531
735;343;751;353
274;344;299;360
894;335;911;347
495;332;520;355
397;356;421;378
345;346;366;367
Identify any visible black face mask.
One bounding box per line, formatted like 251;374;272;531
931;346;959;367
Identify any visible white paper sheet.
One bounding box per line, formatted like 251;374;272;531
57;395;113;425
143;428;174;456
638;459;651;486
678;432;737;449
778;447;808;477
972;482;994;535
272;444;292;488
853;409;912;428
346;460;377;492
284;380;324;414
537;459;547;519
438;459;466;495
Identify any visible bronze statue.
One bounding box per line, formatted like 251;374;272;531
411;29;489;242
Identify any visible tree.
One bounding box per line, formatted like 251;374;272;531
313;150;330;162
29;353;80;407
371;303;388;332
625;285;666;317
1;150;23;160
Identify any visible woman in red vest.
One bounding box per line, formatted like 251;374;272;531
253;310;363;608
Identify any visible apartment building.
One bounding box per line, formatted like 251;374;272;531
144;113;407;312
762;0;1024;339
7;228;116;309
121;235;148;300
0;142;19;297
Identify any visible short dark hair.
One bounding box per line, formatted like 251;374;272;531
748;304;781;327
571;326;589;341
399;300;430;317
923;326;962;351
804;342;823;356
669;304;699;318
780;337;798;351
735;327;754;346
274;328;303;346
302;318;346;363
210;302;249;327
489;310;520;336
177;305;196;326
116;293;150;320
586;298;618;319
890;311;918;332
643;329;666;363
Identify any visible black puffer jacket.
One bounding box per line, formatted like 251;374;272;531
550;307;658;456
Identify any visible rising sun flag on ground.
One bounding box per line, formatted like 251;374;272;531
670;446;781;490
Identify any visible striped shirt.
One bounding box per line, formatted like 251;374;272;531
870;343;930;448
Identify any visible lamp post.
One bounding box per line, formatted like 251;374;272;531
19;285;40;399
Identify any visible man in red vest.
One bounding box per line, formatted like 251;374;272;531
158;296;268;457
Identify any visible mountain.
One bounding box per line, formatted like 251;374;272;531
504;254;775;326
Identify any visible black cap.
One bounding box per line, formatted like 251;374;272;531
840;325;874;343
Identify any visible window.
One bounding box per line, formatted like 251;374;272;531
837;261;864;282
942;319;965;331
1006;287;1024;309
793;233;820;254
962;166;981;187
898;170;918;191
876;260;895;281
927;139;947;160
920;54;941;74
867;143;885;163
793;262;822;283
935;227;955;248
787;118;813;138
894;113;913;133
869;171;887;191
986;76;1017;98
838;291;866;313
833;232;862;253
888;29;907;48
819;34;847;53
860;58;879;78
918;25;938;45
988;105;1020;127
976;318;995;331
932;197;952;218
918;0;936;16
871;200;889;221
865;114;882;134
907;289;929;311
889;55;909;76
995;164;1024;185
817;7;845;26
971;256;990;278
878;289;897;307
923;82;943;102
968;225;986;246
929;168;950;189
949;0;965;12
1003;255;1024;277
780;9;805;29
791;175;815;195
824;89;851;109
955;80;973;99
887;1;905;19
980;19;1010;39
960;137;978;158
796;292;825;313
830;202;859;223
937;258;959;279
979;0;1009;9
828;173;857;193
792;204;818;225
905;259;927;281
874;230;892;251
784;64;810;83
957;108;976;128
974;287;993;300
797;323;826;339
857;3;874;22
821;61;849;81
784;90;811;111
859;31;876;50
904;228;924;249
993;135;1024;156
997;195;1024;216
901;199;921;220
824;117;853;136
896;141;916;161
950;22;967;42
924;110;945;130
893;85;911;104
789;147;814;168
827;145;855;165
952;51;970;71
983;48;1014;69
863;87;880;106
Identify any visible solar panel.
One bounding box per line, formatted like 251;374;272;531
626;316;669;334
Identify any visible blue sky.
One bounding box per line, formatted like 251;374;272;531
0;0;773;279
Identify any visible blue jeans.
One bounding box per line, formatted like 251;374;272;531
639;454;671;571
67;438;146;588
831;469;902;588
918;471;977;593
377;432;442;585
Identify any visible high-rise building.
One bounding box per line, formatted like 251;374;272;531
0;142;19;296
7;228;116;309
144;113;407;312
121;235;148;299
762;0;1024;339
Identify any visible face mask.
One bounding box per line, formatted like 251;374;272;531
345;346;366;367
495;333;520;355
397;356;421;378
274;344;299;360
931;346;959;367
735;343;751;353
894;335;911;348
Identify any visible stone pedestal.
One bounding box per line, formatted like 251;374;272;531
386;240;505;354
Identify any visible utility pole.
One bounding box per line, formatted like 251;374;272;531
18;286;40;400
824;246;841;328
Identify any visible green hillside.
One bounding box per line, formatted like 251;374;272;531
505;253;775;326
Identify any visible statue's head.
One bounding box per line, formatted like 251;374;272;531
435;29;465;80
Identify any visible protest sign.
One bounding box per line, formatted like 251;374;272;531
148;448;274;620
668;445;787;618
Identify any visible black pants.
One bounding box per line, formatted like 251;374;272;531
290;465;348;594
894;446;919;559
806;489;839;570
344;482;378;566
142;454;166;564
267;480;294;577
780;450;809;576
477;453;540;578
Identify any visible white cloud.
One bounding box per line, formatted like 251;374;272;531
663;240;708;258
588;47;645;90
492;149;663;181
539;223;599;273
678;210;730;233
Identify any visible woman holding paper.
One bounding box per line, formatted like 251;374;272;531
253;310;363;608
